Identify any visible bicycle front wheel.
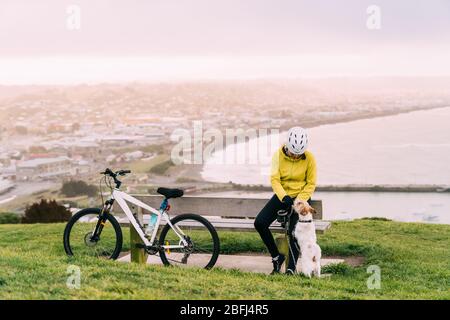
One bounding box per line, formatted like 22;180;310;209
158;214;220;269
63;208;123;260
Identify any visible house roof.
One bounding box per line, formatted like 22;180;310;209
17;156;71;168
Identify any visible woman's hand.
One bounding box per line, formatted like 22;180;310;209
282;196;294;209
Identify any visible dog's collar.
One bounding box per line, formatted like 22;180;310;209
298;220;313;223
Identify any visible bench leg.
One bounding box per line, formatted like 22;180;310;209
130;207;148;264
275;234;289;273
130;225;148;263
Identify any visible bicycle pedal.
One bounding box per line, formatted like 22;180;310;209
165;241;170;254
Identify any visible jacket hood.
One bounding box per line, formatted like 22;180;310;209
279;145;303;162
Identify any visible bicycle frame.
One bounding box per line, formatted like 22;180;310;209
111;189;188;249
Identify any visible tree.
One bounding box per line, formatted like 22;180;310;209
71;122;80;132
15;125;28;135
61;180;98;197
22;199;71;223
29;145;47;153
150;160;174;175
0;212;21;224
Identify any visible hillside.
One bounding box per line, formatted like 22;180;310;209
0;220;448;299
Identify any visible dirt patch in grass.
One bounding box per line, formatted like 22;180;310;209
233;252;365;267
118;252;131;259
326;255;365;267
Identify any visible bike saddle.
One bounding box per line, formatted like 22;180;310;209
157;187;184;199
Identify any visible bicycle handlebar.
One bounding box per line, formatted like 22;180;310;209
100;168;131;177
117;169;131;176
100;168;131;189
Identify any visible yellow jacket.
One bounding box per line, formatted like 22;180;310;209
270;146;317;201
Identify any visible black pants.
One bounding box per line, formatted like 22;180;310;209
254;195;311;270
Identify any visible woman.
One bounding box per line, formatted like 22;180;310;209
254;126;317;275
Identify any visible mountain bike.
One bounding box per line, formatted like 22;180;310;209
63;168;220;269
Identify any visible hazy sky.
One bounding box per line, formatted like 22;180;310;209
1;0;450;83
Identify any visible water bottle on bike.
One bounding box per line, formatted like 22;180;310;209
145;213;158;237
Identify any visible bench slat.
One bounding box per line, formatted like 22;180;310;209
113;195;323;220
119;217;331;234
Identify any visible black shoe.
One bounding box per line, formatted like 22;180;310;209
285;269;296;276
270;254;285;275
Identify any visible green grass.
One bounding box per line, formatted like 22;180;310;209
126;155;170;174
149;159;174;175
0;220;449;299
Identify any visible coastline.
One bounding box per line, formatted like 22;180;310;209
187;182;450;194
196;104;450;188
278;104;450;130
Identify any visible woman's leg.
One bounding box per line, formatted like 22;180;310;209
287;198;312;271
254;195;285;258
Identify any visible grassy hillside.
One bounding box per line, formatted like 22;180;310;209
0;220;448;299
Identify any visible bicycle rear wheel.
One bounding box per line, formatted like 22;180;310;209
158;213;220;269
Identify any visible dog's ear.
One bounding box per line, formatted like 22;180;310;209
310;207;317;214
293;199;302;214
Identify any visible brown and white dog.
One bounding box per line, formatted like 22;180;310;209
293;199;322;277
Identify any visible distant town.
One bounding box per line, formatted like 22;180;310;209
1;78;450;212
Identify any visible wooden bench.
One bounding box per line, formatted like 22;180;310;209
115;195;330;233
114;195;331;267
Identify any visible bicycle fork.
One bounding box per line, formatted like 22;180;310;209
91;200;114;241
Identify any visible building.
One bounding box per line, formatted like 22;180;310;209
16;156;72;181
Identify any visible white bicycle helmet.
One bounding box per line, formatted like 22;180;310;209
286;127;308;155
